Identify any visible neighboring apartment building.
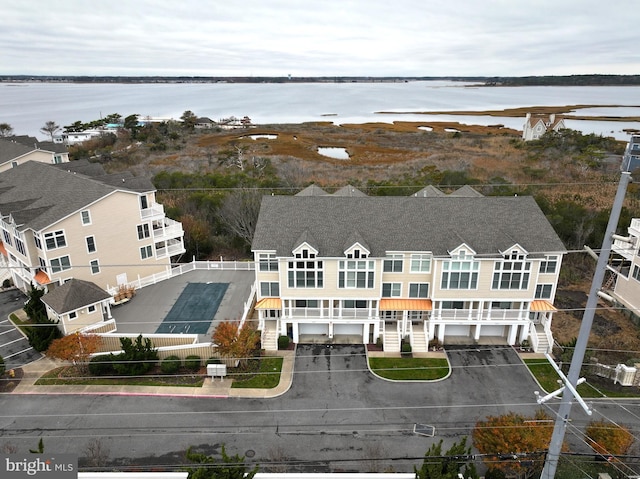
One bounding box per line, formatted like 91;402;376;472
0;160;185;299
522;113;567;141
609;217;640;318
252;186;566;353
0;136;69;172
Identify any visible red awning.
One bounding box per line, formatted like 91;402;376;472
34;270;51;285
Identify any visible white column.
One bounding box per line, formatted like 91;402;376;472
438;323;445;343
507;324;518;344
292;322;299;343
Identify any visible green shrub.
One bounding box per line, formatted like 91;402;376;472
160;355;181;374
88;355;115;376
112;335;159;376
185;355;201;371
2;278;12;288
206;357;222;365
277;335;290;350
401;342;412;356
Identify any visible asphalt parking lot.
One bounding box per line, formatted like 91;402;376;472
0;289;42;369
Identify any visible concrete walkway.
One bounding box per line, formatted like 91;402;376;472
10;350;296;398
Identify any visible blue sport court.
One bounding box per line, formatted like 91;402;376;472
155;282;229;334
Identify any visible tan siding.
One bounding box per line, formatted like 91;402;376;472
0;151;54;173
64;308;104;333
43;191;170;291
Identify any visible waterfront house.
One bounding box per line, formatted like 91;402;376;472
522;113;567;141
0;161;185;319
609;217;640;320
252;186;566;353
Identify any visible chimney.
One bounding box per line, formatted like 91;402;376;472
549;114;555;124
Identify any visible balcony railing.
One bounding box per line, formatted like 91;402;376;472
140;204;165;220
153;218;184;241
432;308;527;322
156;241;185;259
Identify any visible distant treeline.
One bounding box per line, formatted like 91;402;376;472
2;74;640;85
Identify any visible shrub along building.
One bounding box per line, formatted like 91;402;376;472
252;185;566;353
0;160;185;333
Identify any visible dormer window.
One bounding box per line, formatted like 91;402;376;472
346;249;367;259
295;249;315;259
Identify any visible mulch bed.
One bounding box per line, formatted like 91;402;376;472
0;368;23;393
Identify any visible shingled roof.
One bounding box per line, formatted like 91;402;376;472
41;279;111;314
0;161;154;231
252;195;566;258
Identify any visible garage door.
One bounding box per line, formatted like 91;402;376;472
445;325;471;337
299;323;329;335
479;325;505;337
333;323;363;342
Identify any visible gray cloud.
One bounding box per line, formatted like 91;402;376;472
1;0;637;76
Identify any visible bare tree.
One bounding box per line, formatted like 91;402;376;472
0;122;13;137
40;121;60;141
217;189;263;246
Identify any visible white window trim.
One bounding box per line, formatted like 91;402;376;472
81;210;92;225
90;259;100;275
382;282;402;297
86;235;97;254
408;282;430;298
140;245;154;260
410;254;431;273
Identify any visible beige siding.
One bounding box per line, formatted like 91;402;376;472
615;275;640;312
0;151;55;173
42;191;170;291
63;307;105;334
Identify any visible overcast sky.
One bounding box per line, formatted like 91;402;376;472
1;0;637;77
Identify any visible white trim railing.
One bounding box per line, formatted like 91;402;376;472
140;204;164;219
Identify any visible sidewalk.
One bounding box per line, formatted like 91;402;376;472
11;350;296;398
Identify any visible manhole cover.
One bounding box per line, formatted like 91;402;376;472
245;450;255;458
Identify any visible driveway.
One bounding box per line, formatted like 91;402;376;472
0;289;42;369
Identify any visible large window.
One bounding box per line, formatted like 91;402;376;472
539;255;558;274
33;233;42;250
50;255;71;273
535;284;553;299
258;253;278;271
140;245;153;259
441;253;479;290
409;283;429;298
137;224;150;240
260;282;280;296
15;238;26;256
339;260;375;289
382;283;401;297
2;229;12;246
288;255;323;288
492;252;531;290
383;254;403;273
45;230;66;250
410;254;431;273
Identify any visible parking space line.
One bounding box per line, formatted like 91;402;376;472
0;328;17;336
0;337;28;348
3;346;35;359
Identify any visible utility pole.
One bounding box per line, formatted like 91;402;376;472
540;170;633;479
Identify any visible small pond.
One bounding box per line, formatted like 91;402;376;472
318;147;350;160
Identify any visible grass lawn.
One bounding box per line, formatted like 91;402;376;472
231;357;283;389
36;366;205;387
369;356;449;380
523;358;640;398
9;313;31;336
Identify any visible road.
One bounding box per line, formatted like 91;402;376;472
1;344;638;473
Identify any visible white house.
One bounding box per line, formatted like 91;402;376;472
252;185;566;353
522;113;567;141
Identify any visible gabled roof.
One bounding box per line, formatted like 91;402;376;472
449;185;484;197
252;195;566;257
296;184;329;196
333;185;367;197
0;138;34;164
414;185;446;197
0;161;154;231
41;279;111;314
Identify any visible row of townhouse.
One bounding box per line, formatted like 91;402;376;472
252;185;567;353
0;136;69;172
0;160;185;334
